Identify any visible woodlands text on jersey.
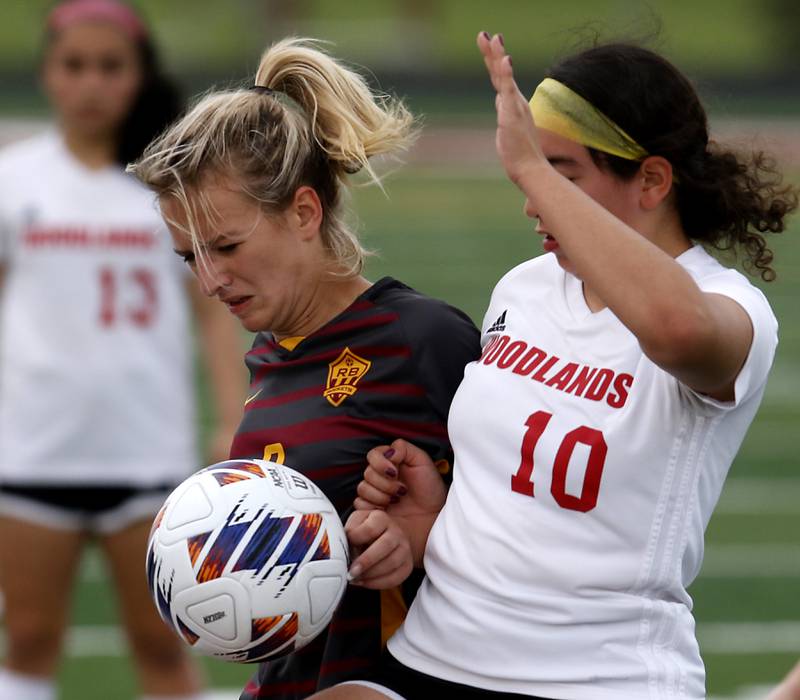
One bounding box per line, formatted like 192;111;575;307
23;226;157;249
480;333;634;409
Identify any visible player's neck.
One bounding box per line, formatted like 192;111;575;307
61;128;118;170
582;284;607;313
273;275;373;342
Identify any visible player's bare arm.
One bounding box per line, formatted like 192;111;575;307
478;31;753;402
187;278;248;462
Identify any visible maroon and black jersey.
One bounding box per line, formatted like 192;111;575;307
233;277;480;699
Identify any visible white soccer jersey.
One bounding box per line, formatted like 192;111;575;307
389;247;777;700
0;132;198;486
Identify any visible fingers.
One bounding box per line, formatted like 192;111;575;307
357;476;406;507
350;542;413;589
345;511;413;589
477;31;513;95
358;445;408;510
356;439;442;513
385;438;436;472
478;32;502;93
477;31;504;63
353;495;382;511
365;444;402;480
478;30;530;116
359;439;433;503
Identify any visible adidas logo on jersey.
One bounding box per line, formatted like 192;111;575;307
487;310;507;333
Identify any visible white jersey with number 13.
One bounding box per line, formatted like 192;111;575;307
0;132;197;486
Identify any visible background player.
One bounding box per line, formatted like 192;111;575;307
0;2;245;699
130;37;481;699
306;30;799;700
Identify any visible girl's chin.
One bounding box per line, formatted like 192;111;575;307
552;253;578;277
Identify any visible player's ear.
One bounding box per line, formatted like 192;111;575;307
288;186;323;242
638;156;674;210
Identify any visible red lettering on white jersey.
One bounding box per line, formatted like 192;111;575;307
482;334;634;409
24;226;157;249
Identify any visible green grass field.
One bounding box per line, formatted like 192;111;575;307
3;162;799;699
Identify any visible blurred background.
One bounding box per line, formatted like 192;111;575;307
1;1;798;698
3;0;800;116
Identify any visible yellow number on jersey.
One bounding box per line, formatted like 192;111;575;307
262;442;286;464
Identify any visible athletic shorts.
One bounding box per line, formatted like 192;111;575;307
0;483;173;535
341;650;555;700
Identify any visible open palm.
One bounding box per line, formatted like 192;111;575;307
477;31;545;186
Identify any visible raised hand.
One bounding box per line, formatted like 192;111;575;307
477;31;545;186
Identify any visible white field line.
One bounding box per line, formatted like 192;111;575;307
0;621;796;658
699;621;800;654
5;117;800;166
0;625;784;699
701;544;800;577
713;689;780;700
80;543;800;584
716;478;800;515
75;477;800;585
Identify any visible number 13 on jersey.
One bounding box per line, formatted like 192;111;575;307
511;410;607;513
98;266;158;328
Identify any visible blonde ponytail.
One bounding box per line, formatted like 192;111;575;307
255;38;415;183
130;37;417;276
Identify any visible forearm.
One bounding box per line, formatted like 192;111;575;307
518;161;709;344
518;163;755;394
201;329;247;432
478;32;750;392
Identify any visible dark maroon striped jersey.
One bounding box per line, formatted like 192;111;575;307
233;277;480;699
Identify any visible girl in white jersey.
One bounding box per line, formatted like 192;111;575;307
307;32;799;700
0;2;245;700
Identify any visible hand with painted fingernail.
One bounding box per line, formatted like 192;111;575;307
356;439;445;515
476;30;545;187
355;439;447;565
354;444;408;511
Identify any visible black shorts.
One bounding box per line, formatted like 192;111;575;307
345;649;556;700
0;483;173;534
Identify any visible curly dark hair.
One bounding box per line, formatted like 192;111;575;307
546;43;798;281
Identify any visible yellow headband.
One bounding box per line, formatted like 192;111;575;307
529;78;649;161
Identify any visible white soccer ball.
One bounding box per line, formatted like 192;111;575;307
146;459;349;663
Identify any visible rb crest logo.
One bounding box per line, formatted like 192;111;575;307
324;347;372;407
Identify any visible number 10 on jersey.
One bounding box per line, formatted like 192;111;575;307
511;411;607;513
